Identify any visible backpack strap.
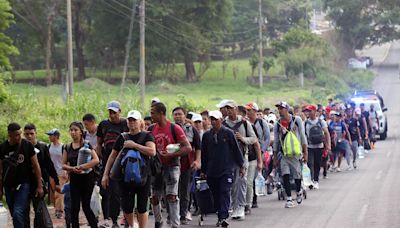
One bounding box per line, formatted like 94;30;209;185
170;123;178;143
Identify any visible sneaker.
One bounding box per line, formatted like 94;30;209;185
285;200;295;208
244;205;251;215
186;211;192;221
155;221;163;228
99;219;112;228
323;175;327;179
231;207;238;219
236;206;245;220
313;182;319;189
220;219;229;227
251;202;258;208
336;167;341;172
180;217;189;225
296;192;303;204
346;166;353;171
353;161;357;169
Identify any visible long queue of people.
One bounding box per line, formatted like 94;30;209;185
0;97;380;228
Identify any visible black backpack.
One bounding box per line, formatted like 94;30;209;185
305;119;324;144
223;119;258;160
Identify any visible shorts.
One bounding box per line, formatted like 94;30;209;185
279;156;302;180
152;165;180;197
120;180;151;214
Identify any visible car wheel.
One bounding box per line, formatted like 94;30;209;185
380;126;387;140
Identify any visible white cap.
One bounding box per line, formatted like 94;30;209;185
127;110;142;120
209;110;223;120
151;97;160;103
267;113;277;124
216;99;231;108
191;114;202;122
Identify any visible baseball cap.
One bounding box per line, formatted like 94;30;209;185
275;101;290;109
216;99;231;108
333;112;342;117
209;110;223;120
46;128;60;137
107;100;121;112
127;110;142;120
151;97;160;103
304;105;317;112
245;102;259;111
223;100;237;108
191;114;202;122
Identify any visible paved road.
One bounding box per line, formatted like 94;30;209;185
171;43;400;228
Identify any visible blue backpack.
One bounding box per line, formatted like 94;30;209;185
121;150;148;186
120;132;149;186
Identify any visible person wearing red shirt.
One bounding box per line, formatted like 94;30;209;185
149;102;191;228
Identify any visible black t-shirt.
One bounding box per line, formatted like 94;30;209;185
66;143;93;167
97;119;129;162
346;118;359;141
0;139;36;187
112;132;155;161
358;117;366;137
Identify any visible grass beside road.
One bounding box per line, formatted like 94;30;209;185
0;62;375;142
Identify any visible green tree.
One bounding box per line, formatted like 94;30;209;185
324;0;400;58
272;27;332;77
0;0;18;70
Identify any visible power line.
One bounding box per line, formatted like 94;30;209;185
113;0;258;36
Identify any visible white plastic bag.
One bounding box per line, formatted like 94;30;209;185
255;172;266;196
90;185;102;218
357;146;365;159
302;165;312;187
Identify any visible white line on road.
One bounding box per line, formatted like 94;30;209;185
387;151;392;158
358;204;369;223
376;170;383;180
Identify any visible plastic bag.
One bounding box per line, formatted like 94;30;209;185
357;146;365;159
302;165;313;188
34;198;53;228
255;172;266;196
90;185;102;218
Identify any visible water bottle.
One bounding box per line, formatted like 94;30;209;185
255;172;266;196
0;202;8;226
77;141;92;174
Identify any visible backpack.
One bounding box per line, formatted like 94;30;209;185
120;132;149;186
278;117;302;158
148;123;178;175
305;119;324;144
222;119;256;158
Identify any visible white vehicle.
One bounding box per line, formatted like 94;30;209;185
350;96;388;140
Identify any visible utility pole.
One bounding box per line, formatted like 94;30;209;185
121;0;137;90
139;0;145;109
258;0;263;88
67;0;73;96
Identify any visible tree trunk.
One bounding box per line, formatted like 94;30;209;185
184;53;196;82
74;0;86;80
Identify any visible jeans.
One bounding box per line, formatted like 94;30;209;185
179;169;191;219
307;148;323;182
231;160;248;209
245;160;257;206
350;140;358;162
100;178;120;222
152;165;180;227
207;174;233;220
5;183;31;228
